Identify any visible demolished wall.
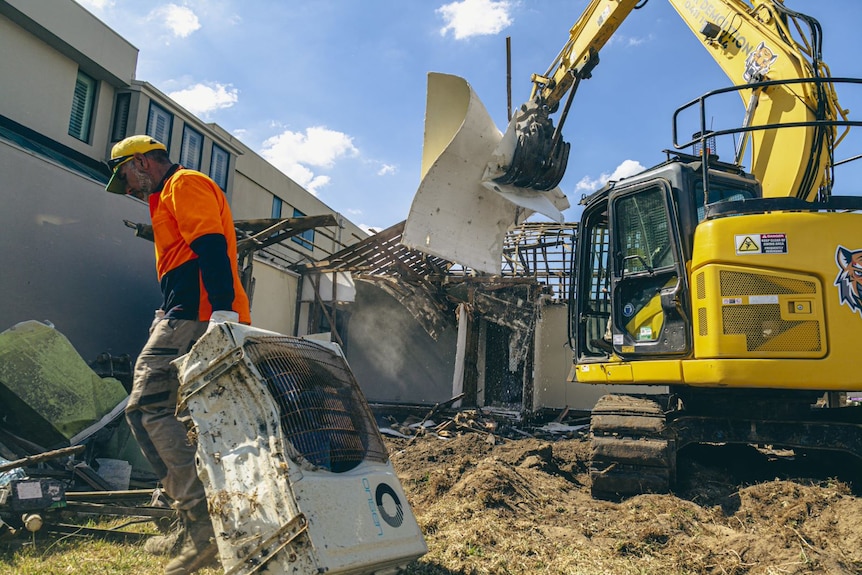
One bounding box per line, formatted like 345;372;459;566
343;281;457;404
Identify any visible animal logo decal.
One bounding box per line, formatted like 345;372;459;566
743;41;778;82
835;246;862;317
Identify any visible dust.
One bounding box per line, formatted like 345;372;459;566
388;433;862;575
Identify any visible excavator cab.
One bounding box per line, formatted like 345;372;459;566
573;155;761;363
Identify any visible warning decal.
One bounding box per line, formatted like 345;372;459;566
735;233;787;255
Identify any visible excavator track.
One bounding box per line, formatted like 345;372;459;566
589;394;676;500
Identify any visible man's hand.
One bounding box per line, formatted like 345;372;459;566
150;309;165;333
205;310;239;335
209;310;239;324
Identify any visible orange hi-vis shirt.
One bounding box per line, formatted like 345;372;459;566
149;167;251;323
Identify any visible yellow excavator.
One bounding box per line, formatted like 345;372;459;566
404;0;862;498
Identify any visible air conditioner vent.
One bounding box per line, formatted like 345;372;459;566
245;336;388;472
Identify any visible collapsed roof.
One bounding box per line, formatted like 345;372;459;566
300;220;577;340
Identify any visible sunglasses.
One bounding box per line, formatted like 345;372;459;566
107;154;134;172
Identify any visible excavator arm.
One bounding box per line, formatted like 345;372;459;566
485;0;644;191
492;0;843;200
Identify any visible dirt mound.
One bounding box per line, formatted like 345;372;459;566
388;433;862;574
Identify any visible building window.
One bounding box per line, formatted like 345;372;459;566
146;102;172;146
210;144;229;190
68;70;96;142
292;208;314;250
111;93;131;142
179;126;203;170
271;196;283;218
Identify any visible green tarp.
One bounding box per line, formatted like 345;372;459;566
0;321;128;448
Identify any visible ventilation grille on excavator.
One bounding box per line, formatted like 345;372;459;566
244;337;388;472
719;271;821;353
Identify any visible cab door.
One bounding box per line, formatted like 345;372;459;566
608;181;690;357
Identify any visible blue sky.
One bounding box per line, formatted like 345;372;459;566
77;0;862;233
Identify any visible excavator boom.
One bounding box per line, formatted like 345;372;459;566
665;0;841;200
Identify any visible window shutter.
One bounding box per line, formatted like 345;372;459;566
146;102;172;146
111;93;131;142
68;71;95;141
180;126;203;170
210;144;229;190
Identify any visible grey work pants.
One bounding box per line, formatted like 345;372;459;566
126;318;208;512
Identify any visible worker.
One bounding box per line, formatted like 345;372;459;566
105;135;251;575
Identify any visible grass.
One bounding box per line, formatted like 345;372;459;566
0;517;220;575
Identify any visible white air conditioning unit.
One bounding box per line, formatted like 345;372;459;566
175;323;427;575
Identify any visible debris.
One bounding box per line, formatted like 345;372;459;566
0;444;84;475
539;421;589;436
404;393;466;447
0;321;168;545
379;427;412;439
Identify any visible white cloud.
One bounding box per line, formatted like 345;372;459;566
279;164;330;197
260;127;359;195
608;34;652;48
168;82;238;116
149;4;201;38
377;164;396;176
438;0;512;40
574;159;645;193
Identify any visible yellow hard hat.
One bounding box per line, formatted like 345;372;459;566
105;135;167;194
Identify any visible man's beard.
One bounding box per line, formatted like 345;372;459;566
128;163;156;199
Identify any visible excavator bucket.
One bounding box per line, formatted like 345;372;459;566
402;73;569;275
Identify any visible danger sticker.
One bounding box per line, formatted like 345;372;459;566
735;233;787;255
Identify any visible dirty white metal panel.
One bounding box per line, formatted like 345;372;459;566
402;73;568;275
450;303;469;407
532;303;571;410
176;324;426;575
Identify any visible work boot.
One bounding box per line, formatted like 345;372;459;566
163;502;219;575
143;526;184;556
143;488;184;557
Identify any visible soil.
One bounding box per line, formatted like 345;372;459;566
385;423;862;575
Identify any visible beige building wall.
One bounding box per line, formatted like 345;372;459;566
533;303;665;412
0;15;77;137
0;0;134;158
1;0;135;84
248;262;300;334
532;302;571;410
